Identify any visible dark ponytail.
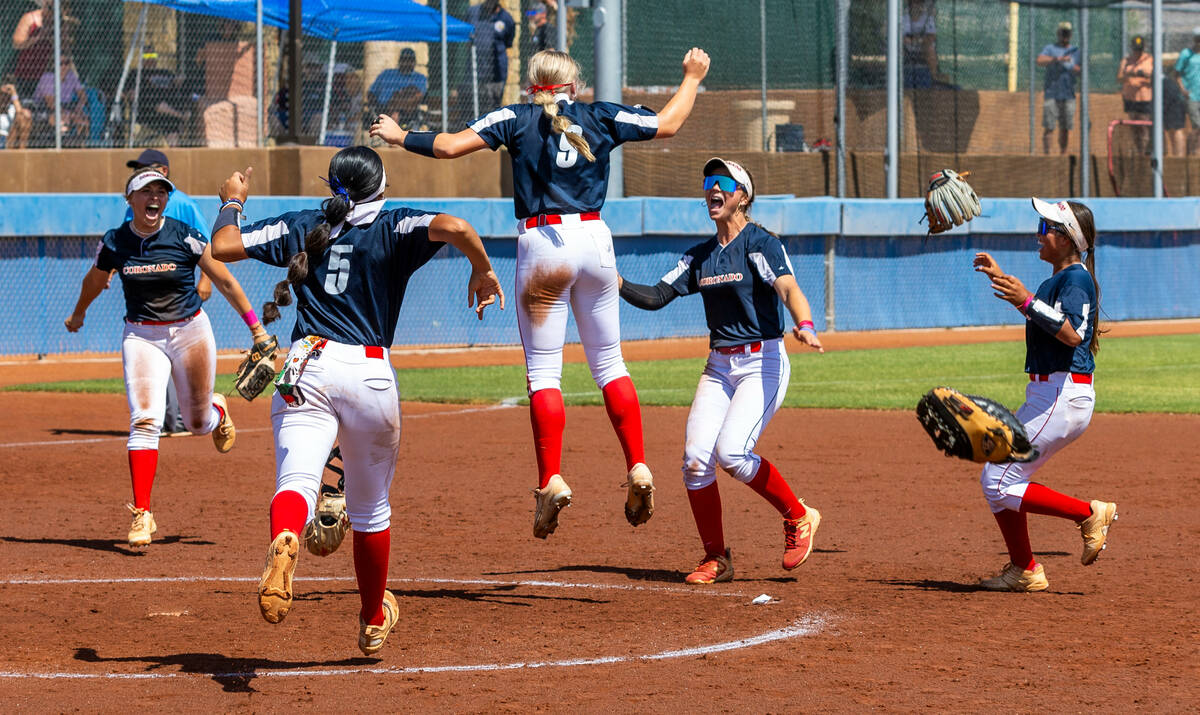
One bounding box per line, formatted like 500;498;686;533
262;146;385;324
1067;201;1104;355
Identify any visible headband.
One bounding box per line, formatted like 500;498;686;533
527;82;572;95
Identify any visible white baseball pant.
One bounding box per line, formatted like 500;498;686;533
682;338;791;489
121;309;219;451
516;216;630;394
979;373;1095;512
270;339;401;533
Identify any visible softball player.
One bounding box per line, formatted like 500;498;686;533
370;47;711;539
64;169;265;548
618;159;824;584
971;198;1117;592
210;146;503;655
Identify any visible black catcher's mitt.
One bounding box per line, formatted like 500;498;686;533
235;335;279;401
916;386;1039;464
923;169;981;234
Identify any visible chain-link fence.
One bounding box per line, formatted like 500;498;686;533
4;1;1200;197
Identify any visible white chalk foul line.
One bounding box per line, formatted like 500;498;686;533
0;574;741;599
0;404;516;449
0;616;825;680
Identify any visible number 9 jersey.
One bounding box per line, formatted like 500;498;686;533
469;97;659;219
241;204;444;347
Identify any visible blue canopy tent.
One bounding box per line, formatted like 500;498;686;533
119;0;473;144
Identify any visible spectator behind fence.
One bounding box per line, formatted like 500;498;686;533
33;54;89;146
1173;27;1200;155
195;19;256;147
1037;22;1080;155
467;0;516;110
527;2;554;54
369;48;427;130
903;0;949;88
1118;35;1152;154
10;0;79;100
0;82;33;149
138;53;196;146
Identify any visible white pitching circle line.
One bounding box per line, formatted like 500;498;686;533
0;617;824;680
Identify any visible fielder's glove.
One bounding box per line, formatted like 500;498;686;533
915;386;1039;464
923;169;981;234
302;447;349;557
234;334;279;401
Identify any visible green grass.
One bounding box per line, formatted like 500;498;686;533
7;334;1199;414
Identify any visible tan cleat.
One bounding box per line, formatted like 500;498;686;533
623;462;655;526
258;530;299;624
1078;500;1118;566
211;393;236;453
358;590;399;656
782;502;821;570
532;474;572;539
126;504;157;547
979;562;1049;592
685;548;734;584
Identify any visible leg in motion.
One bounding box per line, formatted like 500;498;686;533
121;328;171;547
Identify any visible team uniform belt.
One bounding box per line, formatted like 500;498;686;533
126;308;201;326
714;341;762;355
521;211;601;230
1029;372;1093;384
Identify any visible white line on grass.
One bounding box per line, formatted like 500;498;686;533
0;617;825;680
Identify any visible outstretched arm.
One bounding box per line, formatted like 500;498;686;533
654;48;710;139
773;274;823;352
369;115;489;159
617;274;678;311
64;267;110;332
198;245;269;341
428;214;505;319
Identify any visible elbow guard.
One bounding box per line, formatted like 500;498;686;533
619;280;676;310
1026;298;1066;336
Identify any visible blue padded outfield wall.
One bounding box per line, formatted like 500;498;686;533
0;194;1196;356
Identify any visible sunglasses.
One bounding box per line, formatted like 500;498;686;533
1037;218;1066;236
703;175;742;193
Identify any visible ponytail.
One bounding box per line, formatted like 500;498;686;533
261;145;385;325
527;50;595;163
532;90;595;162
1067;201;1104;355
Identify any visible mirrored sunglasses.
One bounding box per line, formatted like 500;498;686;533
703;175;741;193
1037;218;1066;236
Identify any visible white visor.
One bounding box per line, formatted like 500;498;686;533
703;157;754;200
125;170;175;197
1032;197;1087;253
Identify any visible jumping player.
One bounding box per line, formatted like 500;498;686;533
618;158;824;584
210;147;503;655
971;198;1117;592
64;168;264;547
369;47;711;539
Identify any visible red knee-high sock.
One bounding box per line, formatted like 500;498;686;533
686;483;725;557
1020;483;1092;521
128;449;158;510
993;509;1036;571
601;376;645;470
529;388;565;489
746;458;806;519
269;490;309;540
353;529;391;626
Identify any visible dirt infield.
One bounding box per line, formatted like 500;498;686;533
0;322;1196;710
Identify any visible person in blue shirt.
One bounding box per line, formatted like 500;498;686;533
466;0;516;110
210;146;503;655
617;158;824;584
123;149;212;435
1174;28;1200;155
1037;22;1081;155
369;47;710;541
64;168;266;549
971;198;1117;592
368;48;428;129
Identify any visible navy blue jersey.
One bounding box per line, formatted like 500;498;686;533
469;98;658;219
1025;263;1097;375
662;223;795;349
241;204;443;347
95;217;207;323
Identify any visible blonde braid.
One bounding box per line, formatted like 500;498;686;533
528;50;596;163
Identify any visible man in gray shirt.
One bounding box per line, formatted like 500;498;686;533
1038;21;1081;154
